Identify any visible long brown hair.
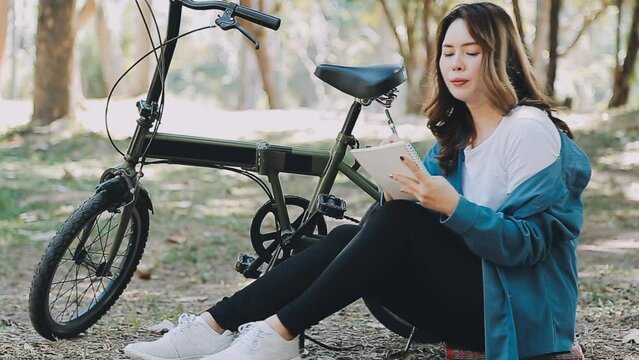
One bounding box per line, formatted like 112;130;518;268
424;2;573;175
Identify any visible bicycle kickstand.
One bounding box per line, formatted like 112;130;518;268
403;326;416;353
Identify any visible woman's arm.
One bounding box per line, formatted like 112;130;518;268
441;193;582;267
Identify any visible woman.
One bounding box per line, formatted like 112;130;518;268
124;3;590;359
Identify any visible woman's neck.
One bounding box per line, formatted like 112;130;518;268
465;101;503;147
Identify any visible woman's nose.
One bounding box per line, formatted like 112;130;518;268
451;54;464;71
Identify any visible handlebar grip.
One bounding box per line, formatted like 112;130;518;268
175;0;281;31
235;4;281;31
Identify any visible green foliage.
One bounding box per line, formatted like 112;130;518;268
0;191;21;220
80;31;108;98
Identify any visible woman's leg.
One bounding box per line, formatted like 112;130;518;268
207;224;361;331
367;232;484;351
275;200;484;350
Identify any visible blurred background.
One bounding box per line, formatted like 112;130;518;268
0;0;637;124
1;1;639;359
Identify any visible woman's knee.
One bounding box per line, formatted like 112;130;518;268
367;200;430;227
325;224;361;249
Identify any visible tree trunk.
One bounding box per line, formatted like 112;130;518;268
32;0;77;126
422;0;433;69
130;0;153;96
0;0;9;95
615;0;624;70
9;0;16;99
422;0;436;104
512;0;526;47
609;0;639;108
402;0;423;114
546;0;560;97
379;0;425;114
237;38;248;110
72;0;97;106
239;0;280;109
253;32;279;109
96;3;122;91
532;0;551;88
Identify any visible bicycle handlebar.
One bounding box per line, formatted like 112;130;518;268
174;0;281;30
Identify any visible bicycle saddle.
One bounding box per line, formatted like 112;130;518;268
314;64;407;99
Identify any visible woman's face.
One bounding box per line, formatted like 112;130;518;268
439;19;484;105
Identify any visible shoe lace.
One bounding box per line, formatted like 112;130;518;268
169;313;198;336
235;322;264;350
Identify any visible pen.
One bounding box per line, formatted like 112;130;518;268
385;109;398;136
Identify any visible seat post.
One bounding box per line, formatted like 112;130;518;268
340;100;363;136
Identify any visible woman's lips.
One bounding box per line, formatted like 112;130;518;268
450;80;468;86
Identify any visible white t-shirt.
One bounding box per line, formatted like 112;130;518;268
462;106;561;210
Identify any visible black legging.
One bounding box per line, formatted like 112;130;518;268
208;200;485;351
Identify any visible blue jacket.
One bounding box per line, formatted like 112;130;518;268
423;131;591;359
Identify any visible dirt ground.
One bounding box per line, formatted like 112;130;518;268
1;105;638;359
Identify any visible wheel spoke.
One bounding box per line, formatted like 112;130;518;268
50;275;93;286
55;264;81;321
40;197;145;331
101;214;114;263
50;262;78;307
75;265;101;313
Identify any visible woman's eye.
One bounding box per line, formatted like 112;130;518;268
467;52;480;56
443;53;454;57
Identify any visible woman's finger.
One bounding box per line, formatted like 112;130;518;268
390;173;419;186
400;156;429;182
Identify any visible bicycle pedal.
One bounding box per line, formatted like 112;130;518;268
234;253;255;274
317;194;347;219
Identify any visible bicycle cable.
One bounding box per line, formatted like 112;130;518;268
210;165;274;202
135;0;166;175
103;5;279;204
103;24;216;158
303;333;363;352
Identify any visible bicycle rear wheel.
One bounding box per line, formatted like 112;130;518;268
29;191;149;340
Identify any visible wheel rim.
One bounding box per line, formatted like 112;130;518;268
46;207;140;325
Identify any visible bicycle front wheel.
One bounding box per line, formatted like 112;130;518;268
29;191;149;340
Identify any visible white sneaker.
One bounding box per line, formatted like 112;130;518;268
201;321;302;360
124;313;234;360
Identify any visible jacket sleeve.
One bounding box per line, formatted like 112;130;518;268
441;195;583;267
423;142;443;176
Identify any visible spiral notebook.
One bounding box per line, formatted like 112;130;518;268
351;140;430;200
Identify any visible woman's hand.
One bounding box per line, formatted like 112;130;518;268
380;134;400;145
390;157;460;216
379;134;401;201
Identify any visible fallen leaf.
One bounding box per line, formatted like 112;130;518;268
166;235;186;244
135;263;154;280
148;320;175;334
622;328;639;344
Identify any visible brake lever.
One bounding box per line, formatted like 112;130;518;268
234;21;260;50
215;3;260;50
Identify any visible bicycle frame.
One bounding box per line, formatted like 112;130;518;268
104;0;381;272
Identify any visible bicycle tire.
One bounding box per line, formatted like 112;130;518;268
29;191;149;340
360;202;432;343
